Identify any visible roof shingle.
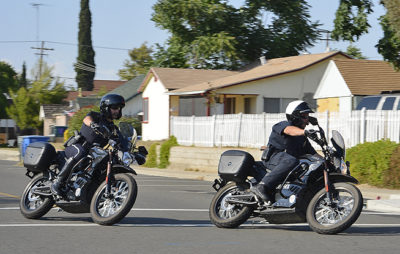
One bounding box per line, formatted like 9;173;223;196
333;59;400;95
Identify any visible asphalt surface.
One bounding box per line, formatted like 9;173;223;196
1;160;400;254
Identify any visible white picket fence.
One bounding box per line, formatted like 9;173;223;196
170;109;400;149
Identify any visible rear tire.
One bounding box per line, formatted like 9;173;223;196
306;182;363;234
20;173;54;219
209;182;253;228
90;173;137;225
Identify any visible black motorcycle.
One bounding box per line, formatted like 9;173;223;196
19;122;147;225
209;117;363;234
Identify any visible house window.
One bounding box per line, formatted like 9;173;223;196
263;98;280;113
244;98;251;114
225;98;236;114
142;98;149;123
264;97;297;113
179;96;207;116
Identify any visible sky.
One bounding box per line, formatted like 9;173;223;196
0;0;386;89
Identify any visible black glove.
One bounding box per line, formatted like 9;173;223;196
90;122;108;137
134;152;146;165
138;146;148;156
304;129;318;140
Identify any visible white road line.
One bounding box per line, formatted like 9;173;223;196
140;185;210;187
0;223;400;228
0;207;208;212
1;207;400;216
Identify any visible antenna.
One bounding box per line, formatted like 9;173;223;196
31;3;43;45
318;29;334;52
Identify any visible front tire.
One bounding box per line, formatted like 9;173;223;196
209;182;254;228
90;173;137;225
20;173;54;219
306;182;363;234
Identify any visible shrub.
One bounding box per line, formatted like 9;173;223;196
158;136;178;169
386;146;400;189
347;139;399;187
143;143;158;168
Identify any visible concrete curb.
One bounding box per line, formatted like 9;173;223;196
0;149;20;161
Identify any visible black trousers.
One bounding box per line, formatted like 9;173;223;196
261;151;299;191
64;143;87;162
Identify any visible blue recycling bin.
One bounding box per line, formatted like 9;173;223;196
54;126;68;137
21;135;50;158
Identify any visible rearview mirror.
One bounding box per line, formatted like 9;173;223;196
308;116;318;126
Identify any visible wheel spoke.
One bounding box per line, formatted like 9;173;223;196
96;179;130;218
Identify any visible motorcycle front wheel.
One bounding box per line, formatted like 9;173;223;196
209;182;254;228
20;173;54;219
306;182;363;234
90;173;137;225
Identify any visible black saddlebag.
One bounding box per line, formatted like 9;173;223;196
218;150;255;182
23;142;57;172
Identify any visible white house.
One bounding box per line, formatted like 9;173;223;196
139;68;237;140
171;51;350;114
314;59;400;112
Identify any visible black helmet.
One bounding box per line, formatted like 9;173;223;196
100;94;125;120
285;100;314;127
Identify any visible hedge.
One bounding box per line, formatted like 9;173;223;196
346;139;400;188
143;143;158;168
158;136;178;169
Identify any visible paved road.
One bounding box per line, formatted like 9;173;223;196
1;160;400;254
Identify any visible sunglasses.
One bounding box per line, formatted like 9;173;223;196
300;113;309;119
110;105;121;110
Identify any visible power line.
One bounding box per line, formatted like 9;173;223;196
0;40;131;51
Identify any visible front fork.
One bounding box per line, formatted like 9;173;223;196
323;167;336;205
105;150;113;197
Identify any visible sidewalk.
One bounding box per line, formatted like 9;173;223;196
1;148;399;213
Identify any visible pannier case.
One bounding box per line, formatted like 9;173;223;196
23;142;57;172
218;150;255;182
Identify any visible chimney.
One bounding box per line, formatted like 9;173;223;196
260;56;267;65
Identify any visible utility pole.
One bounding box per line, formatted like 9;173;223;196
30;3;53;80
31;41;53;80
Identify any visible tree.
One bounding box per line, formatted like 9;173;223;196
118;42;155;80
0;61;18;118
151;0;320;70
7;60;67;130
376;14;400;69
376;0;400;69
75;0;95;90
331;0;373;42
18;62;28;88
384;0;400;38
346;44;367;59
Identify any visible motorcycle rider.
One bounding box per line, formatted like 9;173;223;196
250;100;319;203
51;94;126;196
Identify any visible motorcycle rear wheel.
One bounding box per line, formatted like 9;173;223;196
306;182;363;234
209;182;254;228
90;173;137;225
20;173;54;219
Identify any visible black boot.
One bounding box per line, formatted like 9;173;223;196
51;158;75;196
250;183;273;203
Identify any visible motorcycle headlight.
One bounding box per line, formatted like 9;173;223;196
122;152;133;166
